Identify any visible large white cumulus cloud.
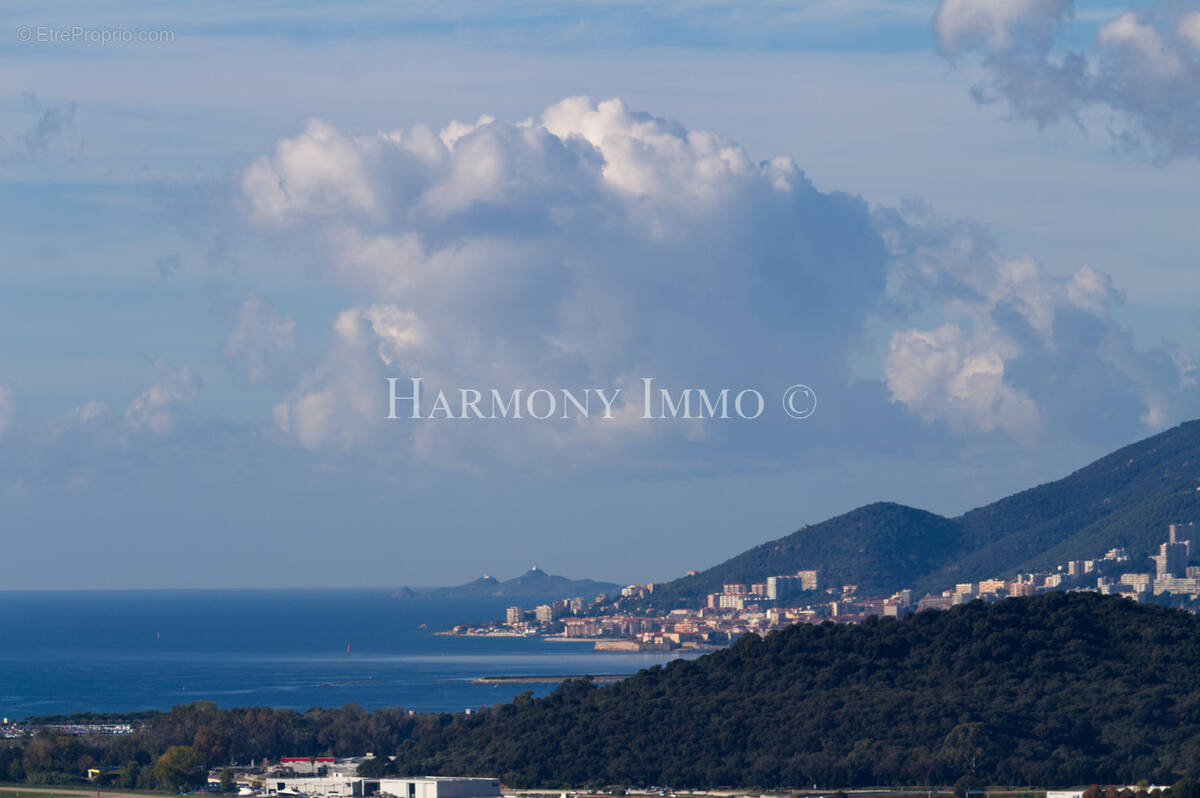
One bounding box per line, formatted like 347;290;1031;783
245;97;892;463
240;97;1195;464
934;0;1200;158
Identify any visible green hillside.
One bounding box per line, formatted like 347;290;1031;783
646;502;964;605
392;593;1200;788
648;420;1200;604
923;420;1200;590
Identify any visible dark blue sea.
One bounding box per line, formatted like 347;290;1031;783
0;590;692;721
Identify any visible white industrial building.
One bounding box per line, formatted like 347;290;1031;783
262;776;367;797
379;777;501;798
261;776;500;798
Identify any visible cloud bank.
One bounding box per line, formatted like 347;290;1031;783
934;0;1200;159
877;203;1190;439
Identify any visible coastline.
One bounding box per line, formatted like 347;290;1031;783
469;674;629;684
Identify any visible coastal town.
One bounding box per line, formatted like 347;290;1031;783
445;523;1200;651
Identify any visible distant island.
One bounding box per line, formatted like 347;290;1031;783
393;565;620;600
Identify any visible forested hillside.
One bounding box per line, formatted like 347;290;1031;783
644;502;964;605
390;593;1200;788
646;420;1200;604
926;419;1200;590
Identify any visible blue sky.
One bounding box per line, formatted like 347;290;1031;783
1;0;1198;589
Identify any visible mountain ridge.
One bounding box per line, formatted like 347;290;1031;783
645;419;1200;606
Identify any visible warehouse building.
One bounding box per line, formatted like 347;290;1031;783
261;775;501;798
379;777;501;798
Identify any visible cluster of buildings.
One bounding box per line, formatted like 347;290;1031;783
448;523;1199;649
914;523;1200;610
209;757;500;798
704;571;820;610
263;776;499;798
449;571;831;650
460;604;752;650
504;596;590;626
447;569;948;647
592;605;829;651
0;719;134;738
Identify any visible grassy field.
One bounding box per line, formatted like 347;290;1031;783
0;787;160;798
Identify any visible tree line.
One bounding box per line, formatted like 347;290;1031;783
0;703;425;790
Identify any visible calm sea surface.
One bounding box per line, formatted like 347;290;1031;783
0;589;694;720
